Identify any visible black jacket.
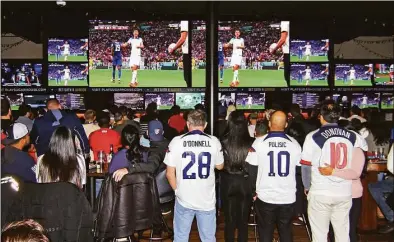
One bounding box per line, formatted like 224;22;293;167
95;172;162;239
127;139;170;175
2;181;93;242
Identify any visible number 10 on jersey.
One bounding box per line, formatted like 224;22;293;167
182;151;212;179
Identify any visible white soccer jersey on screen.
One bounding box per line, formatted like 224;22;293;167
229;38;244;57
164;130;224;211
246;132;302;204
180;21;188;54
63;44;70;53
362;96;368;105
280;21;290;54
156;96;162;106
248;96;253;104
127;38;143;56
301;125;368;197
305;44;312;55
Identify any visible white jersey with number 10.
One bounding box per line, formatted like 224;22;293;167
246;132;302;204
164;130;224;211
301;124;368;197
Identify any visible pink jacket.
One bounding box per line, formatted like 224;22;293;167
332;148;365;198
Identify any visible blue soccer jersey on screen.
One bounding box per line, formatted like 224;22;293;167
56;71;61;84
56;45;61;61
298;70;303;83
112;42;123;66
298;46;303;59
218;42;224;66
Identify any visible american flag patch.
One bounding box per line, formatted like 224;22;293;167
248;147;256;152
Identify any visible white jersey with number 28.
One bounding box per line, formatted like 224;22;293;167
246;132;302;204
301;124;368;197
164;130;224;211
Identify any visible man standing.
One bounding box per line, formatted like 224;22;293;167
301;102;367;242
164;110;224;241
30;98;89;157
15;104;33;132
246;111;302;242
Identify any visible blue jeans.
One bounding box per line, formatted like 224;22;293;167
173;199;216;242
368;177;394;222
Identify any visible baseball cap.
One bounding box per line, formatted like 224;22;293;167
2;123;29;145
148;120;164;142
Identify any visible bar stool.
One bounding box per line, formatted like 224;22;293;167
248;203;259;242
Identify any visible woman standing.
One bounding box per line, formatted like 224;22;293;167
220;111;255;242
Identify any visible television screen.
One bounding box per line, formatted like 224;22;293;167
290;39;329;62
290;63;329;86
48;63;88;86
333;94;350;109
292;93;320;109
192;20;206;87
113;93;144;110
24;95;50;108
176;93;205;110
48;38;88;62
351;93;380;109
144;93;174;110
89;20;200;88
218;92;236;107
218;20;289;87
1;93;24;111
380;93;394;110
335;64;373;86
374;64;394;85
235;92;265;110
54;93;85;110
1;63;42;87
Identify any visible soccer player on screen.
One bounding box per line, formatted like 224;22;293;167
169;21;190;87
218;41;225;83
111;39;123;83
247;94;253;109
304;66;312;86
29;70;40;86
361;95;368;108
303;42;312;61
80;39;88;56
389;64;394;82
224;30;244;87
56;70;62;85
270;21;290;55
81;65;88;76
365;64;374;78
297;45;303;60
56;45;61;61
156;95;162;109
321;64;329;80
321;39;329;56
61;41;70;61
297;69;303;84
349;66;356;85
123;29;144;88
61;65;71;86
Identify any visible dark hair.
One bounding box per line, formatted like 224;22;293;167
194;103;205;111
320;102;341;123
146;102;157;116
118;106;128;116
337;119;350;129
97;111;110;128
37;107;46;117
221;110;254;173
255;120;268;137
18;104;32;117
1;97;11;116
361;108;371;122
39;126;80;186
126;108;135;120
171;105;181;115
367;111;390;145
121;125;143;164
114;112;123;123
351;105;361;116
1;219;50;242
287;122;306;146
349;118;363;133
290;103;301;117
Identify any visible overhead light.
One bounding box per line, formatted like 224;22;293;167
56;0;66;7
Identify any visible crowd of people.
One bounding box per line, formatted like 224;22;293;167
1;95;393;242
